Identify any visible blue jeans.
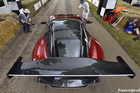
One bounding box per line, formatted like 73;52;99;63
20;21;30;32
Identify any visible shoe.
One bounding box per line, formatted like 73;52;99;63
41;21;46;24
87;20;92;24
24;31;27;33
133;38;136;41
133;35;140;41
27;31;32;32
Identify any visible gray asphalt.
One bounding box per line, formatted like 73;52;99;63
0;0;140;93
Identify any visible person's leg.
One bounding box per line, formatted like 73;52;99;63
25;23;31;32
133;28;140;41
82;15;86;24
22;23;27;32
26;24;29;32
127;31;132;35
82;11;90;24
82;12;88;24
19;21;26;32
84;13;89;21
82;12;85;21
135;28;140;35
85;12;92;24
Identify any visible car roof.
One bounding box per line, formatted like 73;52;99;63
51;18;82;32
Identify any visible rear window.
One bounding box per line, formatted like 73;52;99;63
52;19;80;31
52;19;81;39
54;30;80;38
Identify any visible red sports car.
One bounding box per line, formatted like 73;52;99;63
8;14;135;88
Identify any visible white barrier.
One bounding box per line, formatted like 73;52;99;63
34;0;49;11
34;1;42;11
92;0;99;7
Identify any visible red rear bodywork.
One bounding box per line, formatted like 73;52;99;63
88;36;104;60
32;36;48;61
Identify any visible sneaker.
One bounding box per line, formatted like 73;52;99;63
133;38;136;41
41;21;46;24
133;35;140;41
24;30;27;33
87;20;92;24
27;31;32;32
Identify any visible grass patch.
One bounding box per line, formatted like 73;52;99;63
116;0;140;18
0;13;21;49
86;0;140;65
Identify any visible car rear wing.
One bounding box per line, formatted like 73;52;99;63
7;56;135;78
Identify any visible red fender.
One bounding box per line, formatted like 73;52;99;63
32;36;48;61
88;37;104;60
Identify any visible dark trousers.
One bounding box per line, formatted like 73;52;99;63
20;21;30;32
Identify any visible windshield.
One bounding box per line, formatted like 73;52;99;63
51;19;81;39
52;19;80;31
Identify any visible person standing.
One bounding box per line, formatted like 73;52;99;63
78;0;90;23
18;9;32;32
